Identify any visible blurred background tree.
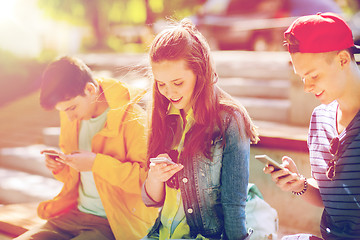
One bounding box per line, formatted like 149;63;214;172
37;0;205;52
0;0;207;106
38;0;115;50
0;49;46;107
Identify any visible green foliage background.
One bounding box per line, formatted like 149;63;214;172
0;50;45;107
37;0;204;51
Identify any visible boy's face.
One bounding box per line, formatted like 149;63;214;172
55;87;97;121
290;52;347;105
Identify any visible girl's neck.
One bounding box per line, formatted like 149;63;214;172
180;109;187;127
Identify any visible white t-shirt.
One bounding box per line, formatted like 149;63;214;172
77;107;109;218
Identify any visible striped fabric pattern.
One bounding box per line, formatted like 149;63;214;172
308;101;360;238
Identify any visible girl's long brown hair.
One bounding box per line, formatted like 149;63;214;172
147;18;259;161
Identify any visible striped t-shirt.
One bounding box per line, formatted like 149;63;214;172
308;101;360;239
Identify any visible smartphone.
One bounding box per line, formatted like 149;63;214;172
255;155;285;171
41;150;65;163
42;150;59;157
42;150;60;157
150;157;175;165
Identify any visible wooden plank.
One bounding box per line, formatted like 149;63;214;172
0;203;45;237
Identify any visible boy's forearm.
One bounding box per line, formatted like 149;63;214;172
299;178;324;207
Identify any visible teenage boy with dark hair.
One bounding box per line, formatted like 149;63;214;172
15;56;157;240
264;13;360;239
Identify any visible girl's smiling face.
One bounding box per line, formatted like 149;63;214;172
152;59;197;113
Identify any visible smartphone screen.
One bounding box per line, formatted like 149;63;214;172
42;151;60;157
41;150;65;163
255;154;285;171
150;157;175;165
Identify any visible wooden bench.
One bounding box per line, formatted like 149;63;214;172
0;202;45;238
0;202;308;239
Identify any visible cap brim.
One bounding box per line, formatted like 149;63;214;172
350;45;360;54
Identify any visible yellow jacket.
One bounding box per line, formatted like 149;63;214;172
38;77;158;240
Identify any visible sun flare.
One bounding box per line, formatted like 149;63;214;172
0;0;17;22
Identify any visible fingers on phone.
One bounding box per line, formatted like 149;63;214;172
164;164;183;177
56;153;69;162
164;164;183;178
263;165;278;174
150;162;182;170
169;164;183;172
265;165;274;172
276;172;300;187
162;163;183;170
45;160;62;172
270;168;288;181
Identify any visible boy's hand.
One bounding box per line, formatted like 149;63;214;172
41;149;66;173
263;156;304;192
58;150;97;172
44;155;66;173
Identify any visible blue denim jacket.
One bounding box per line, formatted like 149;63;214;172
142;110;250;240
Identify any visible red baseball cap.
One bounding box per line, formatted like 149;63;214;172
284;12;360;54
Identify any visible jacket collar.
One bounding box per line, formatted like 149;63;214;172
95;77;145;137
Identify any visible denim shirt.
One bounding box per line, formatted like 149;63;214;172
142;110;250;240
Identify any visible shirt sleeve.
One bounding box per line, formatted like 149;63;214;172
221;112;250;239
141;182;165;207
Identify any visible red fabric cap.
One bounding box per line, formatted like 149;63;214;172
285;12;354;53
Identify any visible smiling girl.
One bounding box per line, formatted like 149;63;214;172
141;19;258;240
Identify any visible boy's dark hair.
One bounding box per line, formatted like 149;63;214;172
40;56;96;110
283;32;300;54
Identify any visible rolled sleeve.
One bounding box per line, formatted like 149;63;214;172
141;182;165;207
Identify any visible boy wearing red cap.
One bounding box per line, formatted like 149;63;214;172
264;13;360;239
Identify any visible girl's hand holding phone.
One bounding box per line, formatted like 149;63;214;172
145;154;184;203
148;154;183;183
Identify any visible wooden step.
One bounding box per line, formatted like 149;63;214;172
0;168;61;204
77;51;293;81
0;202;44;238
0;144;56;178
218;77;289;99
254;120;308;152
213;51;292;80
236;97;290;123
